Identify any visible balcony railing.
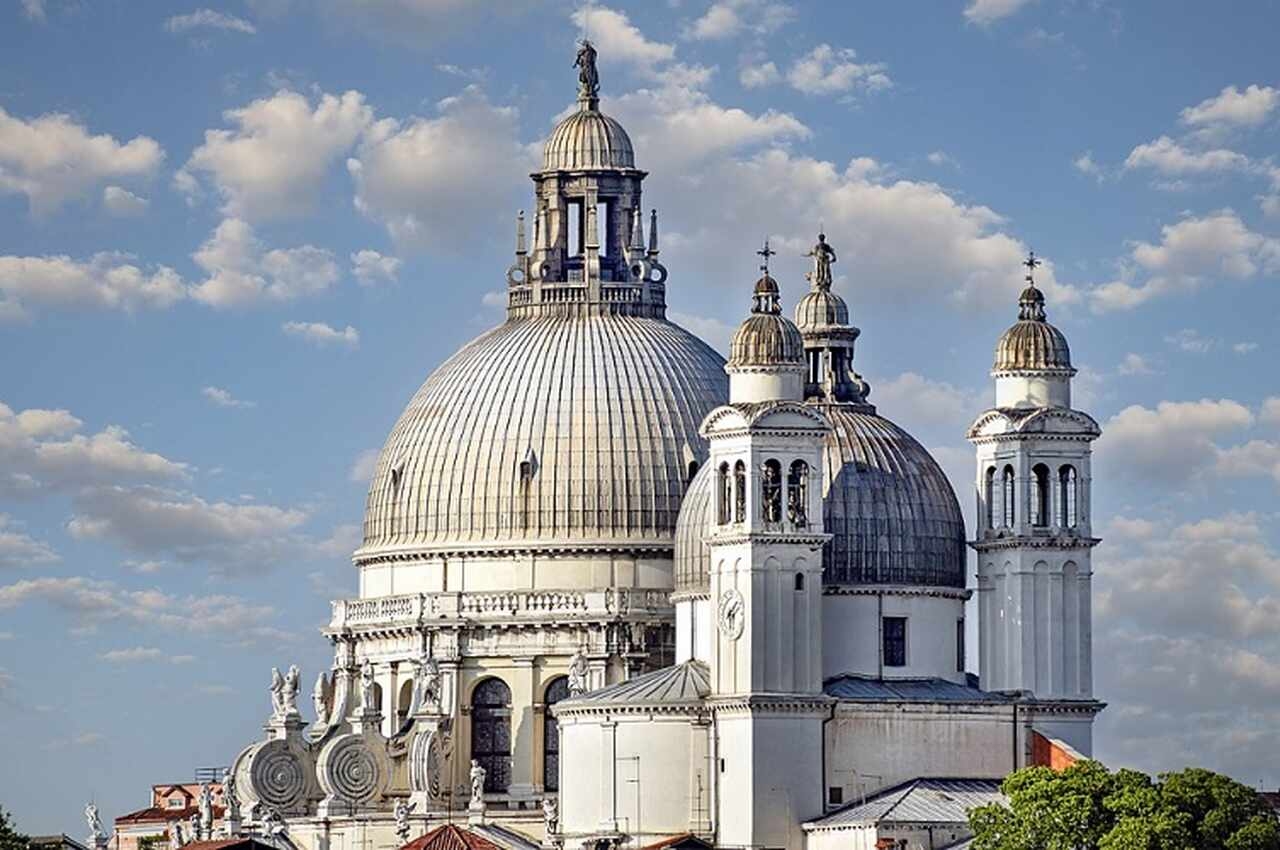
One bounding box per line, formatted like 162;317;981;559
329;587;672;629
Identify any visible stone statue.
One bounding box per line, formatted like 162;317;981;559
542;796;559;836
469;759;487;806
412;651;441;714
393;799;415;842
282;664;300;715
574;39;599;99
85;804;106;841
805;232;837;288
261;808;287;840
188;812;200;843
198;783;214;835
269;667;285;717
312;671;329;724
168;821;185;850
360;658;377;714
222;769;241;823
567;647;589;697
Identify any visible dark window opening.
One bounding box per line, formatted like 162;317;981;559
717;463;731;525
983;466;995;530
1031;463;1050;527
762;459;783;522
883;616;907;668
956;619;966;673
733;461;746;523
543;676;569;792
787;460;809;527
794;573;805;592
470;678;512;793
828;786;844;806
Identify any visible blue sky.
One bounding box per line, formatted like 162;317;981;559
3;0;1280;833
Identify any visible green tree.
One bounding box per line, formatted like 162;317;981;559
0;806;30;850
969;762;1280;850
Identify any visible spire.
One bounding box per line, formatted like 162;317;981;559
1018;251;1047;321
515;210;526;256
648;209;660;257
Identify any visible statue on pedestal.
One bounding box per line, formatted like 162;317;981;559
468;760;487;810
198;783;214;836
269;667;285;718
804;232;837;288
222;768;241;826
360;658;377;715
393;799;415;842
567;648;589;697
282;665;300;716
85;804;106;844
542;797;559;836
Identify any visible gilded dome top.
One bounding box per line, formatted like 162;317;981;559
727;270;805;369
542;104;636;172
672;405;967;592
359;314;727;561
993;283;1073;372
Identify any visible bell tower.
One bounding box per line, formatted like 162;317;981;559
968;253;1103;751
702;249;833;850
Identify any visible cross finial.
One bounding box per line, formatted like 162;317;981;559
1023;250;1041;285
757;239;776;274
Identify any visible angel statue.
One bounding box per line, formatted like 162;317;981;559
282;664;300;715
269;667;285;718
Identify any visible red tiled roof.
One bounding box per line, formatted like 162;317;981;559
179;840;273;850
115;806;225;824
639;834;713;850
399;824;501;850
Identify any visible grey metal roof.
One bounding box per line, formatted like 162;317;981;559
560;659;710;707
360;314;726;559
542;104;635;172
673;462;713;594
805;778;1004;829
824;675;1013;703
795;287;849;330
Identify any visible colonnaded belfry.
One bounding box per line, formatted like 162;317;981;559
220;41;1103;850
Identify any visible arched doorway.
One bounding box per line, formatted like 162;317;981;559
543;676;569;792
470;678;512;793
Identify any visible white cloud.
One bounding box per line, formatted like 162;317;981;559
0;400;188;495
571;6;675;72
1098;398;1254;485
1164;328;1216;354
686;0;794;41
668;310;735;353
351;249;401;285
191;218;339;308
0;106;163;215
927;151;956;168
349;87;529;250
1089;211;1280;312
1124;135;1250;176
282;320;359;348
1073;150;1103;180
0;515;58;569
963;0;1032;25
99;646;195;664
739;61;780;89
201;386;255;409
184;89;373;220
21;0;45;21
349;448;379;483
164;9;257;34
786;44;891;96
0;252;185;319
1117;352;1154;376
1181;84;1279;129
872;372;981;431
1234;341;1259;354
102;185;149;216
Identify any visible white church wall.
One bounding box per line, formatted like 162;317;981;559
994;373;1070;409
357;553;678;599
727;370;805;404
674;597;711;664
822;593;967;683
824;704;1015;800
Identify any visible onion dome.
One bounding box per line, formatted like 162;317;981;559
359;314;727;561
795;286;849;330
993;258;1073;373
673;462;713;595
727;260;805;369
542;106;635;172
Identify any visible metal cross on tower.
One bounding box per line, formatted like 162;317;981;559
1023;250;1041;285
757;239;776;274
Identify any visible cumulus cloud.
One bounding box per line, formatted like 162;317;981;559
963;0;1032;25
786;44;891;96
0;515;59;569
1117;352;1155;376
351;249;401;285
183;89;373;220
100;646;194;664
1089;211;1280;312
739;61;780;89
282;320;359;348
1181;84;1278;130
349;86;530;250
1097;398;1253;485
0;106;163;215
571;6;675;71
685;0;794;41
191;218;339;308
201;386;255;409
21;0;45;21
0;252;185;319
872;372;983;432
1124;135;1251;176
164;9;257;34
1165;328;1216;354
1073;151;1103;180
102;185;149;216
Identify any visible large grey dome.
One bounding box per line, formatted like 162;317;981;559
359;314;727;561
673;404;967;592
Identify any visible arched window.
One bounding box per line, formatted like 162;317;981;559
470;678;512;794
733;461;747;523
983;467;996;530
794;573;805;592
762;459;783;522
1031;464;1050;527
686;460;700;486
1002;466;1016;527
397;678;414;728
369;682;384;716
1059;465;1078;527
717;463;731;525
787;460;809;527
543;676;569;792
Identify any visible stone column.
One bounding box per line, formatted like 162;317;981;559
509;656;538;802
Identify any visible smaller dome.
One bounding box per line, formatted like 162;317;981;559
728;314;805;368
993;283;1073;372
542;105;635;172
795;288;849;330
754;273;780;297
674;463;713;595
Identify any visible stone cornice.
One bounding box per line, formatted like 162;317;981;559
706;694;834;716
707;531;832;549
970;534;1101;552
353;539;675;566
822;584;971;601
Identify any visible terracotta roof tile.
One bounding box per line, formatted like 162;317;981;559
398;824;501;850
